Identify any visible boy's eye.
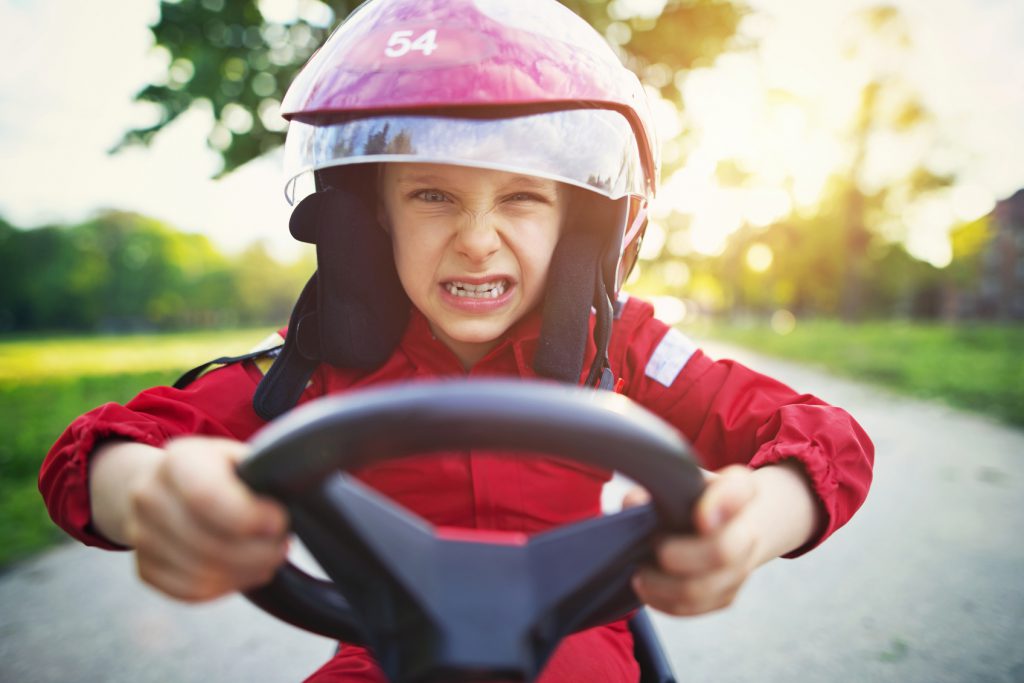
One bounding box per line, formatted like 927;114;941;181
414;189;449;203
505;192;549;204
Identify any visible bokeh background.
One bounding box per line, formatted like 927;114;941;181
1;2;1022;678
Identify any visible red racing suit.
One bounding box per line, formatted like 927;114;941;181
39;296;874;682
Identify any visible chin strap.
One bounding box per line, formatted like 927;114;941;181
585;264;616;390
535;190;626;393
252;275;321;421
533;228;604;385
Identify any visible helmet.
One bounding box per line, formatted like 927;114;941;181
256;0;661;418
281;0;659;292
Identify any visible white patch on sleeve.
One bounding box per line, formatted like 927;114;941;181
644;328;698;387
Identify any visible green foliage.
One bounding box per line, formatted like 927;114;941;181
118;0;363;173
636;168;950;321
697;319;1024;427
0;328;272;567
560;0;747;99
0;212;313;334
946;215;993;287
664;211;946;320
611;4;964;324
231;241;315;324
119;0;746;174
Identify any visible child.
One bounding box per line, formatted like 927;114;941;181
39;1;874;681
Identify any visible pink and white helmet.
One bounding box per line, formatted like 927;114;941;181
280;0;659;292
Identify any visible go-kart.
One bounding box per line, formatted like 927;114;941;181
237;380;705;683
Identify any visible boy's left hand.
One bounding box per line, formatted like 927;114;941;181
627;465;761;617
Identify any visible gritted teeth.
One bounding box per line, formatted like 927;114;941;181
445;279;509;299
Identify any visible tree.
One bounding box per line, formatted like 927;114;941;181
116;0;747;174
832;5;953;319
0;221;88;331
0;211;317;333
231;241;315;324
631;4;956;321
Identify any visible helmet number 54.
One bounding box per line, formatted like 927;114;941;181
384;29;438;58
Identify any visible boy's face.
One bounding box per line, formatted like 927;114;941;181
380;162;567;367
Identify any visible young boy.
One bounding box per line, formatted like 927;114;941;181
39;1;874;681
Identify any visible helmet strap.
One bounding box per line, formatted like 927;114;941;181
534;192;626;388
252;175;410;420
585;265;615;388
253;274;320;421
533;227;605;384
291;185;410;368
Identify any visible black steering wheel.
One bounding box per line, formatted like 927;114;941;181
237;379;704;683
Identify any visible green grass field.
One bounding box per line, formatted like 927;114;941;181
0;328;275;568
2;321;1021;569
691;319;1024;428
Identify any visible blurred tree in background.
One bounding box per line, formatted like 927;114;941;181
830;6;952;319
0;212;313;333
625;3;992;323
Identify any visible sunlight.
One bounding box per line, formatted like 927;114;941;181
660;53;853;256
614;0;669;19
639;220;666;260
690;197;743;255
742;188;791;228
651;0;1024;275
651;295;687;325
770;309;796;335
257;0;334;27
745;243;774;273
951;183;996;223
904;194;956;267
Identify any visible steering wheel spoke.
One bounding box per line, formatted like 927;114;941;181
527;503;659;631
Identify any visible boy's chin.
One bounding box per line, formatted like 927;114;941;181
443;323;510;347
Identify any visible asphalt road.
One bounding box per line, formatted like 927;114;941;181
2;341;1022;682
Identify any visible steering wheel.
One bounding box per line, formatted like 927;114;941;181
237;379;704;683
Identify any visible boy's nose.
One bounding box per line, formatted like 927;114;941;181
454;213;501;262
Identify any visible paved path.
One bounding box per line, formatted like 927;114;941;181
3;341;1023;682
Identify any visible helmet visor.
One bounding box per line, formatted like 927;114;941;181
283;109;644;204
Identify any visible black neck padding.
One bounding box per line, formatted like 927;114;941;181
533;227;606;384
294;185;411;368
253;275;320;421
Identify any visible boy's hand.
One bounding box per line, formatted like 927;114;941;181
627;466;757;616
627;461;820;617
123;436;290;603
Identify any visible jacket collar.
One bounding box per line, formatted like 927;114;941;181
399;306;543;377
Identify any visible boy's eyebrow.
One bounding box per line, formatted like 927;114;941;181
395;172;558;192
394;173;452;186
502;176;559;192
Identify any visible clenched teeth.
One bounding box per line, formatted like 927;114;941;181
445;280;508;298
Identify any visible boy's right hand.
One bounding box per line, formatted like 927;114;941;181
123;436;290;603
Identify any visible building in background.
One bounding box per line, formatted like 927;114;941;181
946;189;1024;321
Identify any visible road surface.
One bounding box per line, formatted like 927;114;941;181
2;341;1022;682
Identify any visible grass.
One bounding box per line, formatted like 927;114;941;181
691;319;1024;428
0;327;274;568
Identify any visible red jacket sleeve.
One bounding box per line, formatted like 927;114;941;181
611;298;874;556
38;360;270;550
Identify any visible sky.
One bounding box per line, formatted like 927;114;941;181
1;0;1022;266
